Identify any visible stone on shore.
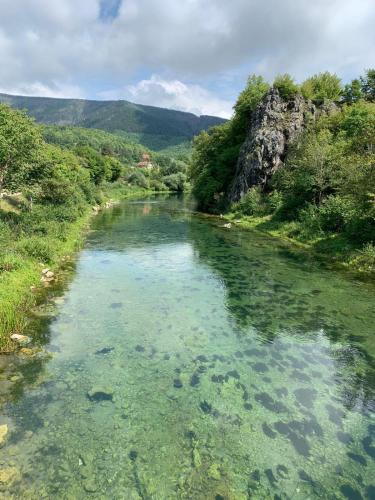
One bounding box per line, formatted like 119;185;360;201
10;333;31;345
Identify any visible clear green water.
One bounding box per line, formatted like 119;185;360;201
0;196;375;499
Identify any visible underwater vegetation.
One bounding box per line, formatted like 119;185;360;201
0;197;374;498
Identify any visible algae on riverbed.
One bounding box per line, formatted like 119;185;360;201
0;196;374;498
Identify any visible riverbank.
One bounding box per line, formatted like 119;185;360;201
0;184;149;353
222;212;375;277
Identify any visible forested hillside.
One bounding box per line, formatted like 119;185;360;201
191;70;375;272
0;93;225;151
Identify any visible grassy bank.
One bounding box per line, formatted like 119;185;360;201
0;184;148;352
223;212;375;276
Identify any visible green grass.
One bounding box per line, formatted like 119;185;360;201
224;212;375;276
0;185;149;352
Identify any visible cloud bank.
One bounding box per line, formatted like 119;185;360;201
0;0;374;116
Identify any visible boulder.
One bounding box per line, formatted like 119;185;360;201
10;333;31;345
87;386;114;402
19;348;37;356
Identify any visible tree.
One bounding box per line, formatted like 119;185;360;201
342;79;363;104
340;102;375;153
273;128;341;208
0;105;43;192
162;172;187;191
361;69;375;102
273;74;299;99
300;72;342;101
232;75;269;134
191;122;240;211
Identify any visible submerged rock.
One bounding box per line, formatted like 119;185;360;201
19;347;38;356
173;379;183;389
87;387;114;402
83;478;98;493
95;347;114;355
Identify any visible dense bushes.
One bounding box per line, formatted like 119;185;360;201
301;72;342;101
273;74;299;100
0;105;43;192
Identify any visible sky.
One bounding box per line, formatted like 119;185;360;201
0;0;374;118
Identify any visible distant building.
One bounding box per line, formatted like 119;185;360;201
137;153;153;169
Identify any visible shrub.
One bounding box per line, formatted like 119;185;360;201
353;243;375;272
273;74;299;99
126;170;149;189
161;172;187;192
318;195;358;232
149;179;167;191
267;190;284;213
37;177;76;205
301;72;342;101
298;204;323;238
237;187;264;216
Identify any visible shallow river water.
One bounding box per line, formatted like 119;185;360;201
0;195;375;499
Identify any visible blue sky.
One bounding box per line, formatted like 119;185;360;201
0;0;374;118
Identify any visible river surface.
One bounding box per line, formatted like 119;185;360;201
0;195;374;499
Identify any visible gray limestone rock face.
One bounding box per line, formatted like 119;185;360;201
229;88;318;202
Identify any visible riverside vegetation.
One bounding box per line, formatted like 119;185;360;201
191;70;375;274
0;104;190;351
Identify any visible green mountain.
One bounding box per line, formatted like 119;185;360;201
0;93;226;151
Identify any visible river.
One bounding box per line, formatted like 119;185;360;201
0;195;374;499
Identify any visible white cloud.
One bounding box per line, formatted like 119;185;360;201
100;75;233;118
0;0;374;110
0;82;85;99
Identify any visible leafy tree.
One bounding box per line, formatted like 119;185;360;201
191;122;240;211
162;172;187;192
361;69;375;102
273;128;343;208
342;79;363;104
0;105;43;192
126;170;149;189
300;72;342;101
339;102;375;153
74;145;112;185
273;74;299;99
232;75;269;134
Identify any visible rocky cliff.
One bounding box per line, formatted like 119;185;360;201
229;88;332;202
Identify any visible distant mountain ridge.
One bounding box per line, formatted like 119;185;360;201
0;93;226;151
